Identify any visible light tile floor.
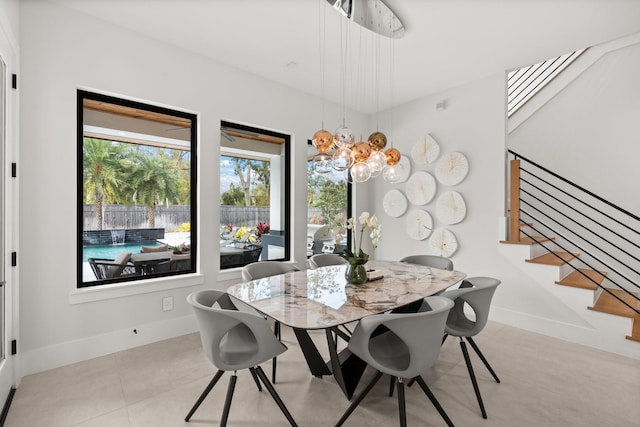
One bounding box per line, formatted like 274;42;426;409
5;321;640;426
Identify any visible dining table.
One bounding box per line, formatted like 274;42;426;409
226;260;466;399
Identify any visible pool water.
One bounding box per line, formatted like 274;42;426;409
82;242;165;262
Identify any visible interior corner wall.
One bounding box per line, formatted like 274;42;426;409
508;40;640;215
18;1;368;376
369;74;605;349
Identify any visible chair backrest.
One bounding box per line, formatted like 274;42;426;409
241;261;300;282
243;244;263;263
400;255;454;271
88;252;133;279
309;253;347;269
347;296;454;379
440;276;500;337
187;289;287;371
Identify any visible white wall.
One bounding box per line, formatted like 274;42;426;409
509;38;640;214
18;1;368;376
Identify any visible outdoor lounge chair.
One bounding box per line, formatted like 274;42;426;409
88;252;139;280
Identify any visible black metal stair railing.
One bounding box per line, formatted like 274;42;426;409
508;150;640;316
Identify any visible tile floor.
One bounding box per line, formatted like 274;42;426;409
5;321;640;426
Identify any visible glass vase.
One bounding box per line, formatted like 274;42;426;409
345;263;367;285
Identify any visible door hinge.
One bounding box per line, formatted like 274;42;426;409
11;163;16;178
11;74;16;90
11;252;16;267
11;340;16;355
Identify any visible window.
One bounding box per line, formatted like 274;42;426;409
219;121;290;269
77;90;197;287
307;141;351;256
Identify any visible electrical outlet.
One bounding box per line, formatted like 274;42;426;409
162;296;174;312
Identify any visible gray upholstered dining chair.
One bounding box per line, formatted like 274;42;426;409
335;296;456;427
308;253;347;269
185;289;297;426
440;276;501;419
241;261;300;282
400;255;454;271
241;261;301;383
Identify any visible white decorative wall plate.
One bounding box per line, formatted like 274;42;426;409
435;151;469;186
405;171;437;205
411;134;440;164
429;228;458;257
436;191;466;224
406;209;433;240
383;189;408;218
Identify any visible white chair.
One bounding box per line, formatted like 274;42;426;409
309;253;347;269
241;261;300;281
441;277;501;419
185;290;297;426
335;296;456;427
241;261;301;383
400;255;454;271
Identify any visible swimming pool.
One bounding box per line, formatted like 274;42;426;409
82;241;165;262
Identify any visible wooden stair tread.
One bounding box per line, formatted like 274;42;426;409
500;236;554;245
526;251;578;266
627;316;640;341
588;289;640;319
555;269;606;290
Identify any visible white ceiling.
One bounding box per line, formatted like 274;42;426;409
52;0;640;114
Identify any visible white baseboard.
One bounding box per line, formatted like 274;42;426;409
19;314;198;378
491;306;640;360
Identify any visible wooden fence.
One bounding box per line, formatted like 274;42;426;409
84;205;325;231
84;205;191;231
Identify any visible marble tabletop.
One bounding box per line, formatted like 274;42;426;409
226;260;466;330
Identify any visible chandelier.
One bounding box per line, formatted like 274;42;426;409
311;0;405;184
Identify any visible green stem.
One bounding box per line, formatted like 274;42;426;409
358;223;365;254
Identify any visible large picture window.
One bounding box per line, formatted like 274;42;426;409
77;90;197;287
219;121;290;269
307;141;351;256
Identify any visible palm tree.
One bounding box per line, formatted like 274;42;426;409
83;138;127;230
126;153;180;228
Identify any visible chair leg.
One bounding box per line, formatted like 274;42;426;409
460;339;487;419
335;371;384;427
397;378;407;427
442;333;449;346
414;376;455;427
389;375;396;396
185;369;225;422
466;337;500;383
273;321;281;383
254;366;298;426
220;372;238;427
249;367;263;391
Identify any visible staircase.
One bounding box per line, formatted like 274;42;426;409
502;154;640;349
501;226;640;343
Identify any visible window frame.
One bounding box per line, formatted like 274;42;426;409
77;90;198;287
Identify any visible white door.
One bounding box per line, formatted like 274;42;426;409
0;27;17;408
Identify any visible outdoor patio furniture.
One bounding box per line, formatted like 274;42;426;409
88;252;139;280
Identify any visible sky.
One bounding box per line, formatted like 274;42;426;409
219;156;238;193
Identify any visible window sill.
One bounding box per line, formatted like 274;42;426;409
69;273;205;304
